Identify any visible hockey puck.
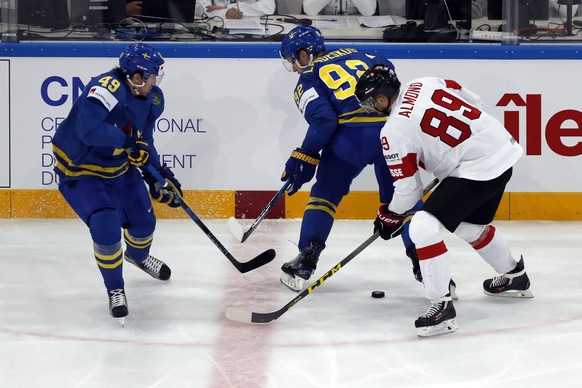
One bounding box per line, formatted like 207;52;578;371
371;291;385;298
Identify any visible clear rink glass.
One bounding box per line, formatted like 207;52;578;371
501;31;519;45
0;0;19;43
501;0;521;45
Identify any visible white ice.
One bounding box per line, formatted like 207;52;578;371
1;218;581;388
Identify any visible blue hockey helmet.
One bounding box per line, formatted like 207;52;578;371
119;43;165;80
279;25;325;61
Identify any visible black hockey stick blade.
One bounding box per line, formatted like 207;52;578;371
228;178;293;243
144;164;276;273
179;202;276;273
235;248;277;273
225;178;439;323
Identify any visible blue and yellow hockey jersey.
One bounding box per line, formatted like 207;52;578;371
52;69;164;183
292;48;394;154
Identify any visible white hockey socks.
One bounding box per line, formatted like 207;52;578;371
409;211;451;300
455;223;517;274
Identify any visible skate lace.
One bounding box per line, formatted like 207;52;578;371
490;275;509;288
421;302;442;318
109;289;126;308
142;255;163;274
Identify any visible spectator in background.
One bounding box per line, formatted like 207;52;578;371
549;0;579;18
126;1;143;17
303;0;378;16
471;0;487;19
198;0;276;19
378;3;406;17
379;0;487;19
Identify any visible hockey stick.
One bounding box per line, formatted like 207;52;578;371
143;164;276;273
225;232;380;323
228;178;293;243
225;178;439;324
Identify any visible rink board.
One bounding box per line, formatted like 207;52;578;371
4;190;582;221
0;43;581;219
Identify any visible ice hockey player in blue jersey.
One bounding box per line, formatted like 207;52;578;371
52;43;183;325
278;26;423;291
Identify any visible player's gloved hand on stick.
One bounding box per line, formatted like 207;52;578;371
281;147;320;195
374;205;407;240
406;244;423;283
142;164;183;208
123;129;150;167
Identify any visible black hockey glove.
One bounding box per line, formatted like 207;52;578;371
374;205;406;240
281;148;320;195
124;130;150;167
406;244;423;283
142;164;183;208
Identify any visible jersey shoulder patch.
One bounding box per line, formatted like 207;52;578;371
297;87;319;116
87;85;119;112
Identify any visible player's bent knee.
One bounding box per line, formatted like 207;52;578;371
128;211;156;237
409;211;442;245
88;208;122;245
454;222;487;244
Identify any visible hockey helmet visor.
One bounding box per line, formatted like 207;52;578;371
355;65;401;113
279;26;325;71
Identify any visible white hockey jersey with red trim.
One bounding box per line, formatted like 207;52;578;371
381;77;523;214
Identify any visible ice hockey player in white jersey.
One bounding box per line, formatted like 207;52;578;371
354;65;533;337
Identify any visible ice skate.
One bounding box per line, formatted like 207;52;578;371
125;252;171;281
108;288;128;327
415;293;458;337
483;256;533;298
280;241;325;292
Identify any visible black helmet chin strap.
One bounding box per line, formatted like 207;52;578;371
384;94;398;116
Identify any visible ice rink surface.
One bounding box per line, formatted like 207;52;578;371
1;218;581;388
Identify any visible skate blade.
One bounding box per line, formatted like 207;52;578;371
280;272;304;292
416;318;458;337
483;289;534;299
117;317;126;328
